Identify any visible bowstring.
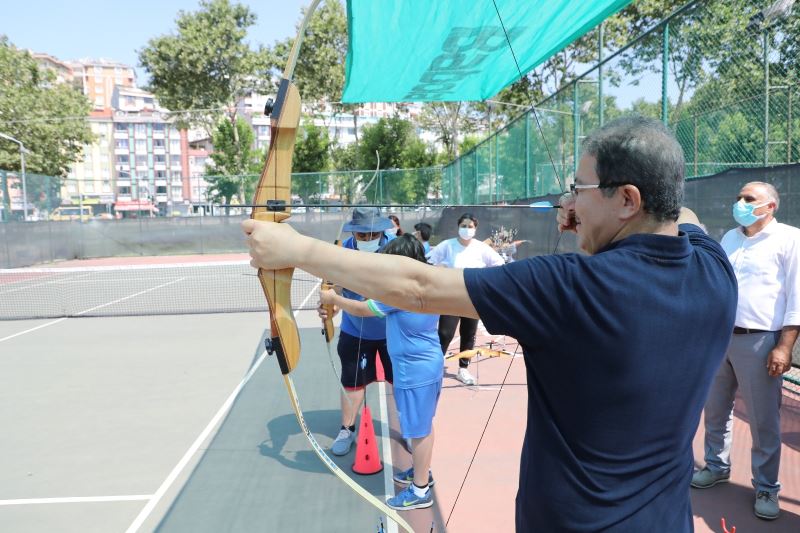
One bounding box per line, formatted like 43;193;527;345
350;152;382;420
490;0;567;255
446;2;573;525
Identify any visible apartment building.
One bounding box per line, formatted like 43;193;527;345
110;85;189;216
70;58;136;112
62;110;116;213
238;92;425;149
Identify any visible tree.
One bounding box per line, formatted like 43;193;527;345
268;3;367;141
355;117;440;203
293;122;331;201
270;2;347;110
139;0;272;137
0;37;93;214
204;117;262;206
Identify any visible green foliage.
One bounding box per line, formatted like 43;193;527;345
293;122;331;201
0;37;93;214
205;117;261;204
358;117;411;170
331;143;360;170
459;136;482;155
138;0;272;134
270;2;348;111
294;122;331;173
355;117;439;203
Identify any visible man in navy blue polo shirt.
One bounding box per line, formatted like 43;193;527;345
243;116;738;531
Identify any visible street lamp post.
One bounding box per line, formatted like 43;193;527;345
0;132;29;221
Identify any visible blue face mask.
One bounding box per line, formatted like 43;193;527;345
732;199;768;227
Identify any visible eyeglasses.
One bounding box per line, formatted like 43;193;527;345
569;181;631;195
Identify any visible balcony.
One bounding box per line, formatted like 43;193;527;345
114;147;129;155
116;179;131;187
114;131;128;139
117;194;132;202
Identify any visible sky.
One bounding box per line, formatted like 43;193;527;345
3;0;312;85
2;0;667;108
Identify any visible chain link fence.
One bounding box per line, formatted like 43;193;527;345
443;0;799;204
0;167;444;222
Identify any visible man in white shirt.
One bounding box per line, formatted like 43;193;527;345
692;181;800;521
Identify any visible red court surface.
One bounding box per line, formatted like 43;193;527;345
39;253;251;267
396;331;800;532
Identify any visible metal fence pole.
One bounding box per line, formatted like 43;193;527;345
494;135;500;202
525;112;531;197
598;23;605;126
764;29;770;166
573;82;580;177
474;150;478;204
693;115;698;177
788;88;793;163
662;22;669;125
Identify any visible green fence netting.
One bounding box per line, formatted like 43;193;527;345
442;0;800;204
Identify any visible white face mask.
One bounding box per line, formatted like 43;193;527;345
357;238;381;253
385;227;398;236
458;227;476;241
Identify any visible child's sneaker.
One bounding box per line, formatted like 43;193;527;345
393;466;434;486
386;484;433;510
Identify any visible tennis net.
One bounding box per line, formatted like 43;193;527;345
0;260;322;320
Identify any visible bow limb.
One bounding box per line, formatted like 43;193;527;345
282;374;413;531
253;3;412;531
446;348;514;361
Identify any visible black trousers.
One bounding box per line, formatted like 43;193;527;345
438;315;478;368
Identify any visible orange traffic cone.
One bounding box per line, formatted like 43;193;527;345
352;404;383;475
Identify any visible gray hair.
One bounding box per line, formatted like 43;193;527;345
747;181;780;212
582;116;685;222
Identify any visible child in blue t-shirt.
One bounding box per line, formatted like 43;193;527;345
319;234;442;511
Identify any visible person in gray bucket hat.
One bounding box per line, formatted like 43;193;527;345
319;206;397;456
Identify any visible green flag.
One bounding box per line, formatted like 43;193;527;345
343;0;631;103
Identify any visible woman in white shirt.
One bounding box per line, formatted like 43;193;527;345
428;213;504;385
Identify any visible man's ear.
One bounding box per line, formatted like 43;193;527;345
619;184;643;220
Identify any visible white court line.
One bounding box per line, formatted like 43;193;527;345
0;277;185;344
0;260;250;274
125;279;320;533
0;495;152;506
378;381;398;533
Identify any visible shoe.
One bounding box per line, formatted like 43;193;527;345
331;428;355;456
386;484;433;510
457;368;476;385
690;467;730;489
393;466;434;486
754;490;780;520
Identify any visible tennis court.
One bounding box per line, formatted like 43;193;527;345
2;255;800;532
0;257;527;532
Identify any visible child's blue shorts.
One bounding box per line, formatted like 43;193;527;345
394;379;442;439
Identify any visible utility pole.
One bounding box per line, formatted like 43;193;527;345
0;132;29;221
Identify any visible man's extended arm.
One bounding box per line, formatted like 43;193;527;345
243;219;478;318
